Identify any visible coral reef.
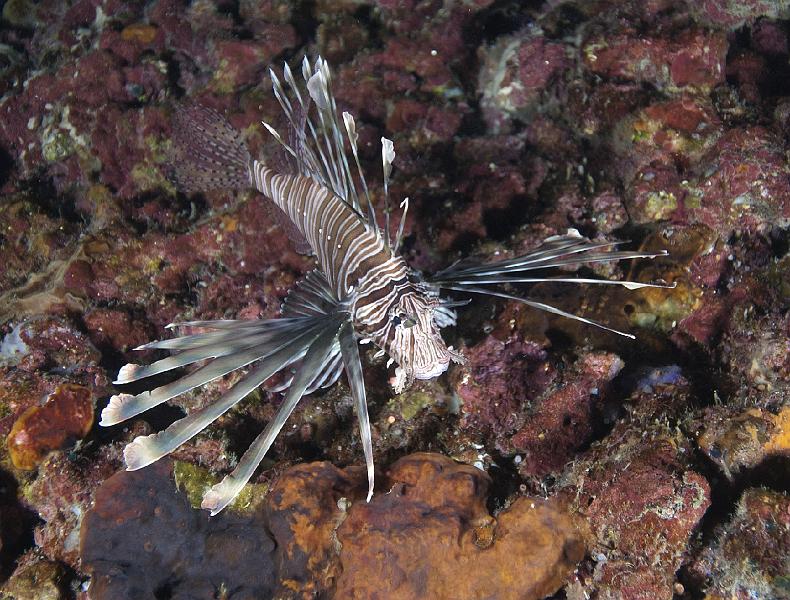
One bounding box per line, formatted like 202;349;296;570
7;383;94;470
559;370;711;599
81;453;584;599
0;0;788;597
81;460;276;599
689;488;790;599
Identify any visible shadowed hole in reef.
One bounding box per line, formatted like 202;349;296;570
485;449;523;514
676;450;790;597
153;584;171;600
17;174;82;223
162;50;185;98
468;0;540;45
0;145;13;188
482;193;542;241
0;469;40;581
769;225;789;257
124;190;208;235
222;410;272;464
725;23;790;99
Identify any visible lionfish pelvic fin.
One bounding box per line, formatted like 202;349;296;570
201;316;345;515
338;320;375;502
104;264;361;514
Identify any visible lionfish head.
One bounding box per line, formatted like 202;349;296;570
385;289;463;392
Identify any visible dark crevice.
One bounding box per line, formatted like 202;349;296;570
0;469;41;581
467;0;540;45
675;446;790;598
483;193;542;241
484;449;524;514
123;190;208;236
769;225;790;257
289;0;319;52
16;173;83;224
0;145;14;188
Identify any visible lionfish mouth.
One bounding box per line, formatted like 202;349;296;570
414;359;451;380
391;338;463;392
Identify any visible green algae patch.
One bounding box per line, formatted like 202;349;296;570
130;161;174;194
42;129;74;162
174;460;268;513
643;190;678;221
387;390;434;421
3;0;38;27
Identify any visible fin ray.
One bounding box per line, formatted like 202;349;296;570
123;323;325;470
438;284;636;339
201;317;345;515
101;317;324;426
339;321;375;502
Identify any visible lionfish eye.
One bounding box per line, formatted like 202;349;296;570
391;313;417;328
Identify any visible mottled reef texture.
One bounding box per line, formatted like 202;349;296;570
0;0;789;598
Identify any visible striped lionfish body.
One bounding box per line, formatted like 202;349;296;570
101;57;671;515
251;162;460;390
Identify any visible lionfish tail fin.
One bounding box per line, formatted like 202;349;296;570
169;104;253;193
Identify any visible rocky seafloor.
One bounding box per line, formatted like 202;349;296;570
0;0;789;598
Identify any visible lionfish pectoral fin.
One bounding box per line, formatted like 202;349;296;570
431;229;669;280
439;284;636;339
102;317;320;426
122;319;327;471
169;104;252;193
440;276;675;288
338;321;375;502
113;328;289;385
201;317;345;516
101;339;277;426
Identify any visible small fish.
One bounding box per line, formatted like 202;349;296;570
101;57;671;515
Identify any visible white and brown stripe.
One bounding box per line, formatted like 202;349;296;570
250;159;457;380
251;160;391;299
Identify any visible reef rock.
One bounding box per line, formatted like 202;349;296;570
690;488;790;599
334;453;585;600
7;383;94;470
697;406;790;478
81;453;585;599
559;371;711;600
80;460;277;599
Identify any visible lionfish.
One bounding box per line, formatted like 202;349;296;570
100;57;669;515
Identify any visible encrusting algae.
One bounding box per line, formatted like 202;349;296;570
102;56;672;515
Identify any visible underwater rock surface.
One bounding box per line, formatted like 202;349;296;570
689;487;790;599
0;0;788;597
80;453;584;600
